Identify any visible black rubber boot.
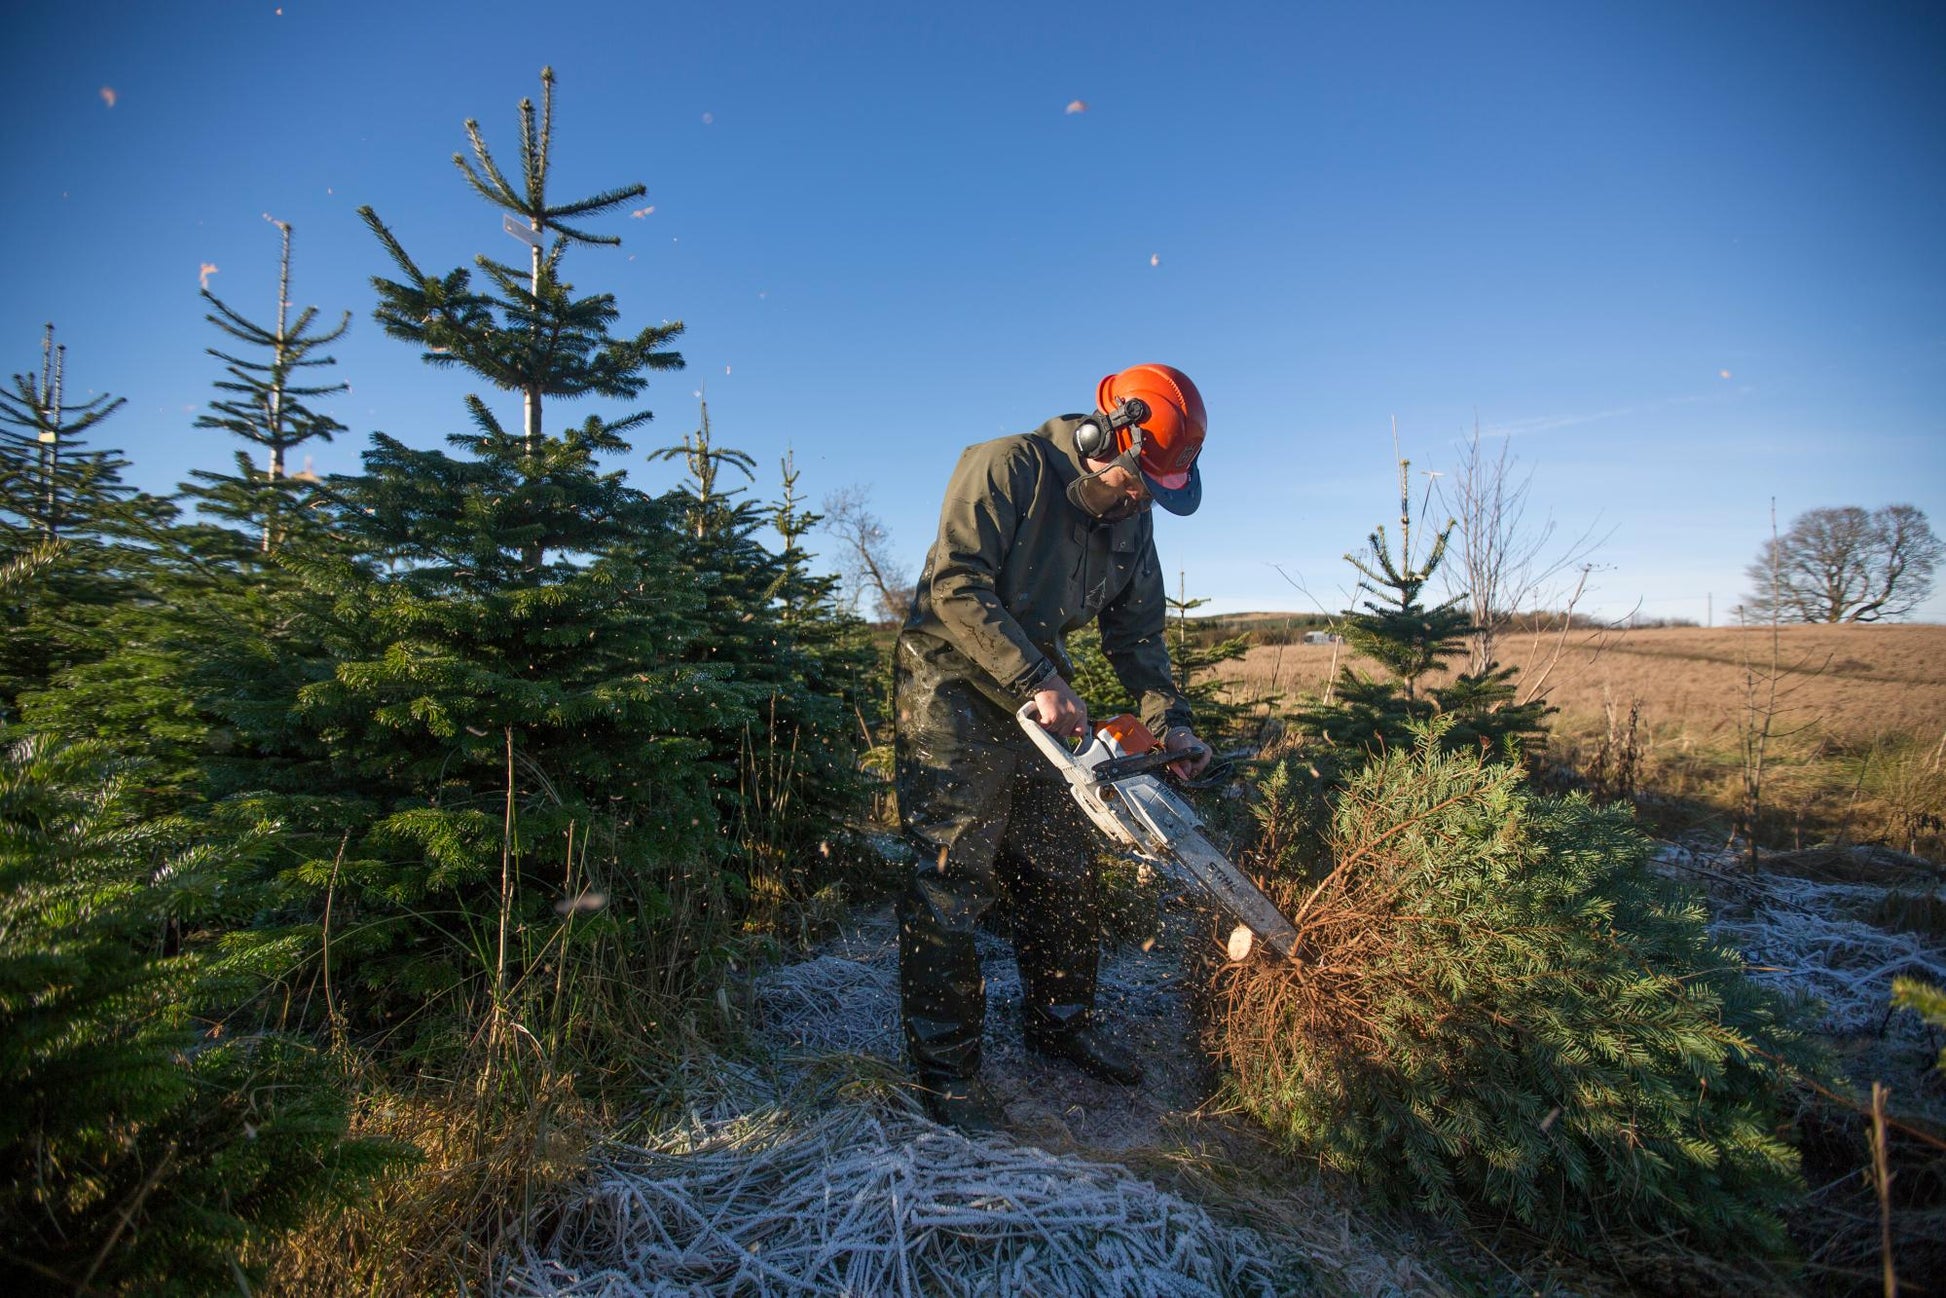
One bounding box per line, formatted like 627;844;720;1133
920;1075;1006;1134
1025;1014;1145;1086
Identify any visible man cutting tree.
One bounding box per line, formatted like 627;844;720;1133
894;363;1214;1132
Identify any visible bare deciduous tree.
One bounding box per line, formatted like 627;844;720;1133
1743;504;1941;623
821;484;913;623
1437;420;1607;674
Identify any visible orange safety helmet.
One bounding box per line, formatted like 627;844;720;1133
1094;363;1206;516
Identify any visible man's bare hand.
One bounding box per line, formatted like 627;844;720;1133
1164;727;1213;780
1031;676;1089;739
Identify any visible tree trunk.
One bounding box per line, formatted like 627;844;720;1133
522;229;544;570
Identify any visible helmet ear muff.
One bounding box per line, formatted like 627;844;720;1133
1074;413;1117;460
1074;396;1151;461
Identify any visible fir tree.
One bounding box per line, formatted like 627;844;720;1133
215;406;729;1042
0;328;171;723
0;324;131;541
1222;724;1817;1263
1065;575;1250;744
770;448;881;749
9;254;349;795
359;66;682;571
775;450;891;840
1163;577;1252;742
187;218;349;553
0;736;403;1294
1337;486;1468;695
649;397;766;663
1296;458;1549;772
649;406;873;917
192;69;740;1051
1064;626;1138;721
5;237;348;791
771;449;844;637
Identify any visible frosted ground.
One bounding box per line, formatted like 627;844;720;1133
503;842;1944;1297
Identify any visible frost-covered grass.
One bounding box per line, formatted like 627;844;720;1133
494;825;1945;1298
497;904;1495;1298
498;908;1310;1297
1657;842;1946;1039
505;1100;1288;1298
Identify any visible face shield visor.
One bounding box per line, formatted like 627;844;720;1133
1142;458;1202;516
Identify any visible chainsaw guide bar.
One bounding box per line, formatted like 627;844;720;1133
1015;704;1306;962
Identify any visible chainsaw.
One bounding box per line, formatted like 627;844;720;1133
1015;703;1305;962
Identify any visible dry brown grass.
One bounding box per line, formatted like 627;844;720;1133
1215;622;1946;854
263;1072;594;1297
1217;623;1946;744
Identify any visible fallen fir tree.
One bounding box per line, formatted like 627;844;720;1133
1216;725;1819;1264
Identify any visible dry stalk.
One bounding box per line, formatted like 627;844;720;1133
1870;1081;1897;1298
1512;565;1609;709
78;1141;179;1293
1737;523;1784;872
321;830;350;1052
498;726;516;1002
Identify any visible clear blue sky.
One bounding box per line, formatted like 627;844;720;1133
7;0;1943;621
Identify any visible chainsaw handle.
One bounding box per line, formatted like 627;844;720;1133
1015;701;1102;783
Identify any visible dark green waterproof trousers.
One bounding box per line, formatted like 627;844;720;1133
894;639;1101;1086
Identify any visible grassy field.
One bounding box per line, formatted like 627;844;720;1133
1213;622;1946;856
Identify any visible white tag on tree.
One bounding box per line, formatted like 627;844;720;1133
503;214;542;248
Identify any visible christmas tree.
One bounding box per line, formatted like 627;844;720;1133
650;405;875;925
360;66;682;571
1296;458;1549;772
197;69;736;1051
0;326;168;724
186;218;349;553
1224;726;1815;1264
0;324;132;541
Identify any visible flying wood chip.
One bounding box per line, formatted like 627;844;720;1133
553;890;608;916
1065;100;1087;114
100;87;117;108
630;206;655;218
199;262;219;290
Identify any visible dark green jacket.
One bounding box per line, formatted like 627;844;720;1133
897;415;1191;739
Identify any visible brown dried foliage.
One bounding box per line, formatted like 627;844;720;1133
1207;778;1481;1129
263;1073;593;1296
